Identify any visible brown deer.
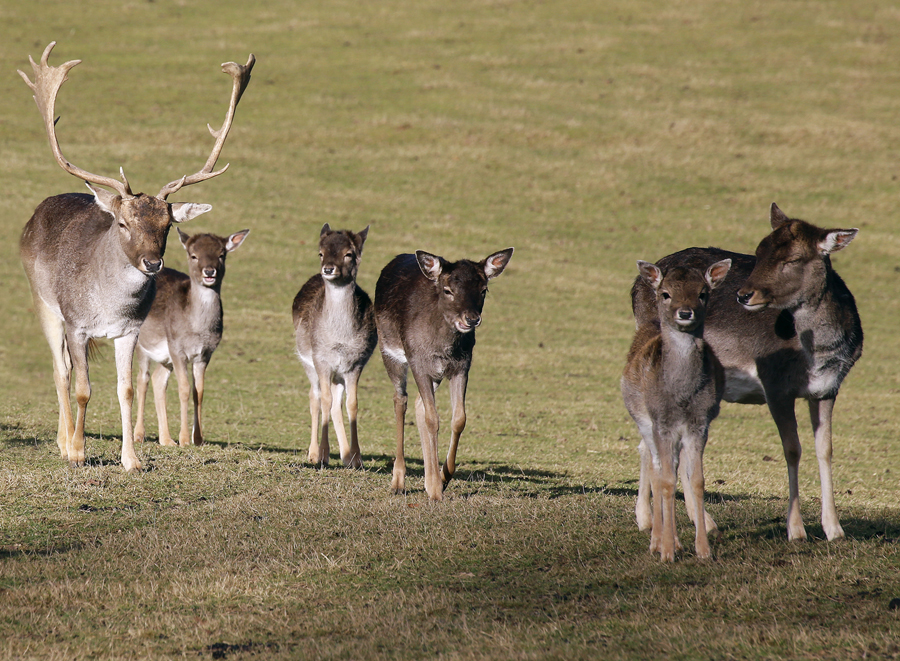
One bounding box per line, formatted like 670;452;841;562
374;248;513;500
293;224;378;468
623;259;731;561
631;204;862;541
133;228;250;447
18;42;254;471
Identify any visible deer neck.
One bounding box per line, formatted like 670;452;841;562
659;324;707;397
187;278;223;332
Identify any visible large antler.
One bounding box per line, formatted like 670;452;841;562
18;42;134;199
157;54;256;200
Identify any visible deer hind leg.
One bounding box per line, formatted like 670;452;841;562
34;298;74;459
768;398;807;541
301;361;322;463
65;331;92;468
341;370;364;469
191;361;207;446
679;442;717;537
133;348;151;444
113;334;141;472
150;364;176;446
809;398;844;540
633;413;654;531
413;375;442;501
442;371;468;487
381;353;409;493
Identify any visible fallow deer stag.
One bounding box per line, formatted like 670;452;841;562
631;204;862;541
18;42;254;471
375;248;513;501
134;228;250;448
622;258;731;561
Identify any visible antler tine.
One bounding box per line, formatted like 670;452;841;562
18;42;133;199
158;53;256;200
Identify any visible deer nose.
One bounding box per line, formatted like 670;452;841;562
203;268;217;279
322;266;335;275
736;290;753;306
677;309;693;321
465;313;481;328
143;258;163;274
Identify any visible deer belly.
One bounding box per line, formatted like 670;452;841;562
722;367;767;405
139;337;172;366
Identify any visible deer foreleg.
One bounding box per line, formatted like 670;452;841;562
382;353;409;494
769;399;807;541
133;348;151;443
342;371;363;469
442;372;468;487
330;382;350;463
113;334;141;472
151;364;175;446
809;398;844;540
191;361;207;446
311;370;332;466
170;355;193;448
679;437;711;559
413;374;442;501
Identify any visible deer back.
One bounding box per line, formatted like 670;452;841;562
631;206;862;403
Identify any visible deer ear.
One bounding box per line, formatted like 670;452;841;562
770;202;790;229
226;229;250;252
818;228;858;255
705;259;732;290
355;225;370;254
637;260;663;290
170;202;212;223
86;183;120;218
415;251;443;281
177;227;190;248
483;248;514;279
320;223;331;236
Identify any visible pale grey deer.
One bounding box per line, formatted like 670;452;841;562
133;228;250;447
622;258;731;561
631;204;862;541
18;42;254;471
293;225;378;468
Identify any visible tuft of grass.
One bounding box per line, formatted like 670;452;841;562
2;0;900;658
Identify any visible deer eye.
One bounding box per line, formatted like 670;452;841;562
699;292;708;302
318;252;324;259
345;253;355;261
661;291;671;300
190;253;198;261
443;287;453;297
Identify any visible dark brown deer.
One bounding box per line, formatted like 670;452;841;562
375;248;513;500
293;224;378;468
622;259;731;561
631;204;862;541
133;228;250;447
18;42;254;471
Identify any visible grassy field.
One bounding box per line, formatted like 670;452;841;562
1;0;899;658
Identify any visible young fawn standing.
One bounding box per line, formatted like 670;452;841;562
622;259;731;561
631;204;862;541
374;248;513;501
133;228;249;447
17;42;253;471
293;224;378;468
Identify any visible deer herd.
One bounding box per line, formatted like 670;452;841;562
17;43;864;560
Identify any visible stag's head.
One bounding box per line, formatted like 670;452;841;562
18;42;255;276
736;204;857;312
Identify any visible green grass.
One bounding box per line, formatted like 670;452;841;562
1;0;900;658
